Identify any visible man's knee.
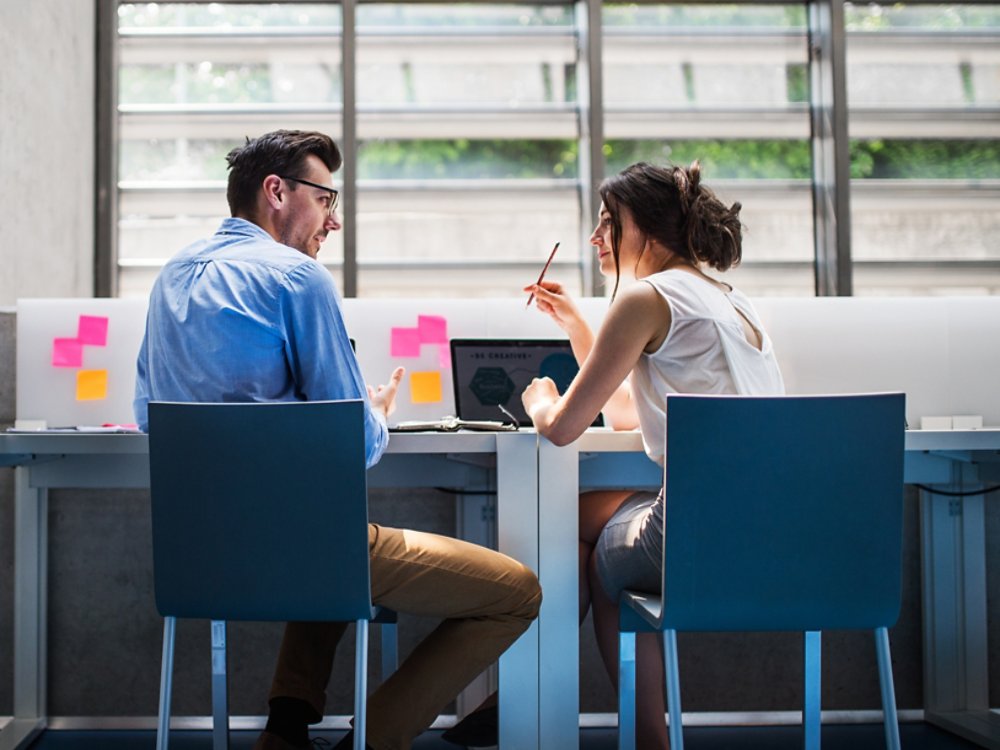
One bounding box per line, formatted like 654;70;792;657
509;563;543;621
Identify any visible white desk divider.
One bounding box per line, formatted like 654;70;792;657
16;295;1000;430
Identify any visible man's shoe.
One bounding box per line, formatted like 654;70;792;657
440;705;498;747
253;730;309;750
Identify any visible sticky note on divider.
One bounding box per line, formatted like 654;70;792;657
76;369;108;401
53;338;84;367
410;371;442;404
418;315;448;344
77;315;109;346
391;328;423;357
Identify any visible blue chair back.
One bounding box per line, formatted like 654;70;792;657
148;400;373;622
659;392;905;632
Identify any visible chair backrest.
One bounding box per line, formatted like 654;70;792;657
660;392;905;632
148;400;373;622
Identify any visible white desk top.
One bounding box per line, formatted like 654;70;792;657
2;427;998;459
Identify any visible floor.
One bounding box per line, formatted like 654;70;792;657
25;722;983;749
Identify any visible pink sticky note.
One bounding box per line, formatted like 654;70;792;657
77;315;109;346
417;315;448;344
438;344;451;370
52;338;84;367
391;327;422;357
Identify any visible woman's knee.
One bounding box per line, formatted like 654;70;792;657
579;490;630;544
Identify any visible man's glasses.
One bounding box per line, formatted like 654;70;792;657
280;175;340;216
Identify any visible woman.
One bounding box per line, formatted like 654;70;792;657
444;160;784;750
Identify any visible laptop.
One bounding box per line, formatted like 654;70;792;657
450;338;604;427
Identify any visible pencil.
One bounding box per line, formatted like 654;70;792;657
525;242;560;308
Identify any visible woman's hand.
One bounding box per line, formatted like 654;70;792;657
521;376;560;426
524;281;587;336
524;281;595;363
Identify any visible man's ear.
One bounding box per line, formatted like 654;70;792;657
261;174;284;211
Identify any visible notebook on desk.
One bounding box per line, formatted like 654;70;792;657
450;338;603;428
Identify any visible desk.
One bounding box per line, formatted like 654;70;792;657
538;429;1000;750
3;429;1000;750
0;431;542;750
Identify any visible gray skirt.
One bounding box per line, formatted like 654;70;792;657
594;490;663;600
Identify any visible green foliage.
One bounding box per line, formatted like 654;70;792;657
845;3;1000;32
120;64;286;105
604;140;812;179
119;4;341;29
358;140;578;179
603;3;806;29
850;140;1000;178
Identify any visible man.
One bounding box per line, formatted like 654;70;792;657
134;130;541;750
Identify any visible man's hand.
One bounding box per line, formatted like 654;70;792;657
368;366;405;418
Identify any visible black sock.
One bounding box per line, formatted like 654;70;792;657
265;696;313;747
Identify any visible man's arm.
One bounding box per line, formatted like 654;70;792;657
282;262;390;468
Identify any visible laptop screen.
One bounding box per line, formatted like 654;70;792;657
450;338;603;427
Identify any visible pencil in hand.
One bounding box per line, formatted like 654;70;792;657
525;242;560;308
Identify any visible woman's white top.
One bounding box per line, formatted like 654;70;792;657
630;270;785;466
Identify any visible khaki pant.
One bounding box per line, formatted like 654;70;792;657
269;523;542;750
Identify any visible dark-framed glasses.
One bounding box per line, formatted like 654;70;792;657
280;175;340;216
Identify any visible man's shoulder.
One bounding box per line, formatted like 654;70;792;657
170;227;328;284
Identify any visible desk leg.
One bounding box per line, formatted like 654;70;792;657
537;439;580;749
920;461;1000;749
2;468;47;750
497;433;540;750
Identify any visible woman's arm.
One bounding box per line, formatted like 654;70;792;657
523;282;670;445
526;282;640;430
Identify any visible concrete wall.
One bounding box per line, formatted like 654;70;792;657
0;1;95;307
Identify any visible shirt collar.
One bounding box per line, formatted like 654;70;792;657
216;216;274;241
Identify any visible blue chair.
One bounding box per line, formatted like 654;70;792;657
148;400;396;750
617;393;906;750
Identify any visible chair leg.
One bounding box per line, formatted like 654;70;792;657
210;620;229;750
355;620;369;750
804;631;821;750
156;617;176;750
381;621;398;681
664;629;684;750
618;631;636;750
875;627;901;750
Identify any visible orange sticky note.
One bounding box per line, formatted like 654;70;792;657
410;371;442;404
76;369;108;401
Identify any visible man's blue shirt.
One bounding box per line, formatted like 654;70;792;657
134;217;389;467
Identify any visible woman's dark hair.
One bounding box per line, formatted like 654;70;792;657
598;161;743;298
225;129;343;217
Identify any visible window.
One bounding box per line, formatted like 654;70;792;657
117;3;345;297
845;2;1000;295
602;3;814;296
108;1;1000;299
354;4;583;297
